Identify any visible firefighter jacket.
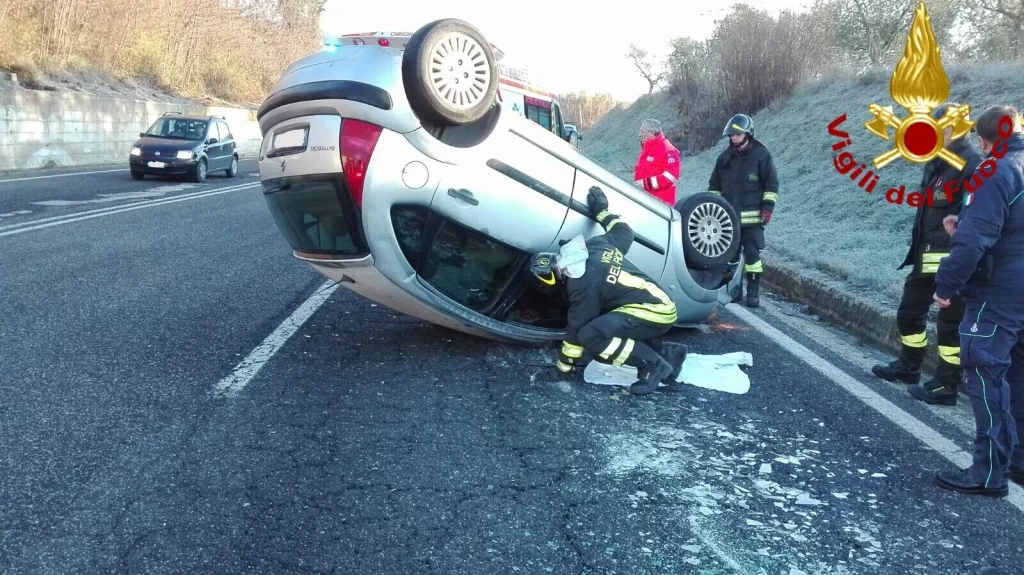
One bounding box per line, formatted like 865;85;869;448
708;137;779;227
556;211;678;372
634;133;681;205
936;133;1024;303
900;137;983;275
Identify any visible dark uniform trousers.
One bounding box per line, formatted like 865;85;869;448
574;312;673;371
959;297;1024;488
896;273;965;385
740;225;766;274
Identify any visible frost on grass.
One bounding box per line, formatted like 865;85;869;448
595;413;890;574
581;63;1024;310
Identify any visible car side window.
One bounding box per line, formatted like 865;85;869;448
218;121;233;141
207;122;219;142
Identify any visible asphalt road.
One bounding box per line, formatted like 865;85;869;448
1;164;1023;575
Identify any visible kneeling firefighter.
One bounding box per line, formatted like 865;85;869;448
528;186;688;395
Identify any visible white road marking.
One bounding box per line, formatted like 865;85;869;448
31;184;197;206
758;299;979;435
0;210;32;218
213;280;339;398
727;303;1024;513
0;168;128;183
0;181;256;232
0;183;259;238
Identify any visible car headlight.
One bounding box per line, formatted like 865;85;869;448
176;150;195;160
130;147;141;156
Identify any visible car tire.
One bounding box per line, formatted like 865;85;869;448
130;169;144;180
401;18;499;126
226;156;238;178
193;158;207;183
675;192;740;271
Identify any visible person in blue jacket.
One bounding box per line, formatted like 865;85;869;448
932;105;1024;498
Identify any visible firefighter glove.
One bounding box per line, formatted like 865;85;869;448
762;210;772;225
588;186;609;217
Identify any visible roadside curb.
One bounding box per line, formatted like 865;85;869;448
761;262;943;376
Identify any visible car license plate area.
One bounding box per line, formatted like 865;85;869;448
267;125;309;158
148;161;166;168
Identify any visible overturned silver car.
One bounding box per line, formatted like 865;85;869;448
255;18;743;344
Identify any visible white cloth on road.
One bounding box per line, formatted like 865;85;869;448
582;351;752;395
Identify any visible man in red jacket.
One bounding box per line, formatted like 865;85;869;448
634;119;681;205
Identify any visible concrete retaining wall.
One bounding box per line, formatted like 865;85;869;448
0;88;262;171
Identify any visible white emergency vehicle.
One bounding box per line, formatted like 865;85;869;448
324;31;581;148
495;62;580;148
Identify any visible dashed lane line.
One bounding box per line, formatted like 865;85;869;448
213;280;339;398
0;168;129;183
727;303;1024;513
0;183;260;238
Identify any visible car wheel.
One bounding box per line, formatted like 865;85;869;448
130;169;144;180
193;159;207;183
226;156;238;178
402;18;499;126
676;192;740;271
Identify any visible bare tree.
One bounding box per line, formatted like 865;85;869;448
0;0;328;104
975;0;1024;58
555;91;619;131
626;44;664;95
816;0;959;67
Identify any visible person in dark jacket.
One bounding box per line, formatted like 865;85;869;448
707;113;779;307
872;102;984;405
931;105;1024;498
529;186;688;396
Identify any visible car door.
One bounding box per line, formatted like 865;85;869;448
210;122;228;170
218;121;236;162
555;170;670;283
429;131;574;257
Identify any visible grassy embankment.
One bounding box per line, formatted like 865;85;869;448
582;63;1024;309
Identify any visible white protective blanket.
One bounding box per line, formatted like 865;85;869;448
582;352;753;395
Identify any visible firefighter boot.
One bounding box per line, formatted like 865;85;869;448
731;273;744;304
871;346;924;385
908;361;959;406
745;273;760;308
655;342;688;392
628;342;675;396
629;357;673;396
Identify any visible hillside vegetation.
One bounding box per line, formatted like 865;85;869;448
581;63;1024;308
0;0;325;106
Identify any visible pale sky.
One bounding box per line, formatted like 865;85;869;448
320;0;813;103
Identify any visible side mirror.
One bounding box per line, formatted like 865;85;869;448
139;132;146;138
208;138;219;145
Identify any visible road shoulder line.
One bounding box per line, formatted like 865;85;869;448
727;303;1024;513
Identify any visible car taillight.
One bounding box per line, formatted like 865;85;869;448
378;38;390;47
340;119;382;209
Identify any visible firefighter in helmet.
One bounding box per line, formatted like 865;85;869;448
528;186;688;395
708;113;780;307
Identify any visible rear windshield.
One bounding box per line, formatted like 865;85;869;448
262;175;369;257
146;118;208;141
